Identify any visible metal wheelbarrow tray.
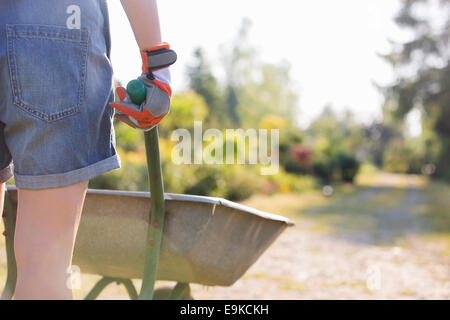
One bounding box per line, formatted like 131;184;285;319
5;187;293;287
2;128;293;300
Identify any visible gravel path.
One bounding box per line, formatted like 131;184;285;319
189;226;449;299
30;173;448;300
188;176;450;300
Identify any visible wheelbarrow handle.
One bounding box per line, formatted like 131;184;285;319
127;79;147;105
125;79;166;300
139;126;165;300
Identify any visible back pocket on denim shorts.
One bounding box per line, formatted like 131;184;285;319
6;24;89;122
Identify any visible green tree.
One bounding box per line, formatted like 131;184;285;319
188;18;300;129
187;48;227;126
383;0;450;179
237;61;299;128
220;18;255;126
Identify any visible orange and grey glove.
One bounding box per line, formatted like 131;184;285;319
110;43;177;131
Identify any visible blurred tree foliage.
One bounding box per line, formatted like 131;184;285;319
306;107;361;183
382;0;450;179
158;90;209;136
188;19;299;129
187;48;227;127
90;18;369;199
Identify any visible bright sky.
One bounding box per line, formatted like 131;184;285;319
107;0;407;129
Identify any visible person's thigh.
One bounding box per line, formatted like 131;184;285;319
0;182;5;216
16;180;89;247
13;180;89;300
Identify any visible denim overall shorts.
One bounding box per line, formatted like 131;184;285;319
0;0;121;189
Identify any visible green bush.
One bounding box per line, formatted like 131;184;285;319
222;167;265;201
89;151;148;191
266;168;317;193
382;139;422;174
335;152;360;182
312;159;334;184
184;166;222;196
113;120;143;152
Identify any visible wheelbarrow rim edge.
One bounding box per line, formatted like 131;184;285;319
6;185;295;226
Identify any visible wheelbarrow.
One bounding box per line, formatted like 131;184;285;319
1;85;293;300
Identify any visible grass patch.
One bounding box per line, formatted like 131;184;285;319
245;272;304;293
240;191;326;221
420;182;450;233
279;281;304;292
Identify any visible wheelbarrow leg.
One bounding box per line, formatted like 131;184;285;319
139;127;166;300
170;282;191;300
1;195;17;300
84;277;138;300
84;277;117;300
121;279;139;300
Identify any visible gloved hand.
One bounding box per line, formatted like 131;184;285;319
110;43;177;131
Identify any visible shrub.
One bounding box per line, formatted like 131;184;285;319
291;144;313;168
335;152;360;182
312;159;334;184
266;168;317;193
184;166;221;196
222;167;265;201
89;148;148;191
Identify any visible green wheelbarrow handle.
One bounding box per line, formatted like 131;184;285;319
126;79;147;105
125;79;165;300
139;127;165;300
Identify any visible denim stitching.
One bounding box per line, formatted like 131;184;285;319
7;34;89;44
7;26;23;112
77;30;89;116
14;153;121;189
7;24;89;43
6;24;89;122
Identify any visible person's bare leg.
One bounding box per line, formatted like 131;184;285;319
13;180;89;300
0;182;5;216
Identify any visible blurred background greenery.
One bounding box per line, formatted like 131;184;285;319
88;0;448;204
3;0;449;300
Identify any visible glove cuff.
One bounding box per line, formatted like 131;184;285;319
140;42;177;75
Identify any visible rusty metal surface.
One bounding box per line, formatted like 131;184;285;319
6;186;293;286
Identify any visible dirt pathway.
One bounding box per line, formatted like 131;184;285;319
187;174;450;299
65;173;449;299
2;173;447;299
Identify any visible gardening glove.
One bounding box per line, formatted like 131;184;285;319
110;43;177;131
